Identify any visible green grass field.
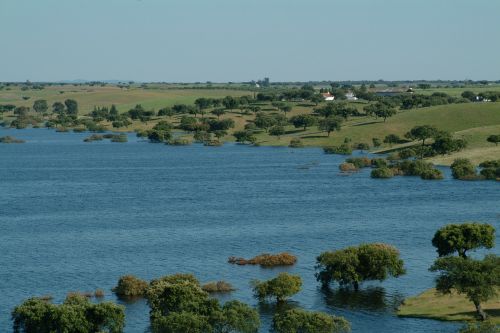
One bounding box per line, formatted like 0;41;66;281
1;84;500;165
0;84;254;114
398;288;500;324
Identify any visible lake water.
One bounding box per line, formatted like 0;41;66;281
0;128;498;333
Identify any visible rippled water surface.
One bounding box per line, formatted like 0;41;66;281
0;128;498;332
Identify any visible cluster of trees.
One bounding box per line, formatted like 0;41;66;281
12;294;125;333
462;91;500;102
399;93;469;109
404;125;467;158
430;223;499;321
146;274;260;333
451;158;500;181
363;102;397;121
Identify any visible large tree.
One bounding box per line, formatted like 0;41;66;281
432;223;495;258
32;99;48;113
253;272;302;303
319;117;342;136
430;255;500;321
405;125;439;147
316;243;406;290
487;135;500;146
273;309;350;333
290;114;317;131
64;99;78;116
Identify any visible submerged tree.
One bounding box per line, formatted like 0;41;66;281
12;294;125;333
316;243;405;290
253;272;302;303
273;308;350;333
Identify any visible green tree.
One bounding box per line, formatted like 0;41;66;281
432;135;467;155
158;107;174;118
254;113;276;132
273;309;350;333
430;255;500;321
311;94;324;106
52;102;65;114
211;108;226;119
64;99;78;116
146;274;259;333
12;295;125;333
269;125;285;140
383;134;401;147
233;130;257;144
486;135;500;146
450;158;477;180
406;125;439;147
253;272;302;303
282;104;292;117
33;99;48;113
216;301;260;333
112;275;148;298
432;223;495;258
461;91;477;101
290;114;317;130
316;243;405;290
222;96;238;110
319;117;342;136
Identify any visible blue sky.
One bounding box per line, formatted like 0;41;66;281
1;0;499;82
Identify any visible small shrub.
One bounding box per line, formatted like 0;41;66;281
399;148;416;159
168;138;192;145
451;158;478;180
0;136;25;143
55;127;69;133
480;167;500;180
83;134;104;142
420;168;444;180
339;162;358;172
204;140;223;146
345;157;371;168
355;142;370;151
289;138;304;148
323;144;352;155
371;167;394;179
201;281;235;293
370;158;387;168
94;289;105;298
228;252;297;267
112;275;148;298
110;134;128;142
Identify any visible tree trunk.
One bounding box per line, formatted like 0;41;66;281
474;301;487;321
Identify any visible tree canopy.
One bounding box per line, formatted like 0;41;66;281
12;294;125;333
253;272;302;303
432;223;495;258
316;243;406;290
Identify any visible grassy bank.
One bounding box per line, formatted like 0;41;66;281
398;288;500;324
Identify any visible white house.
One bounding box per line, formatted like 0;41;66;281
322;92;335;101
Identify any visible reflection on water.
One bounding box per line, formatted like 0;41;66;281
321;286;405;313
